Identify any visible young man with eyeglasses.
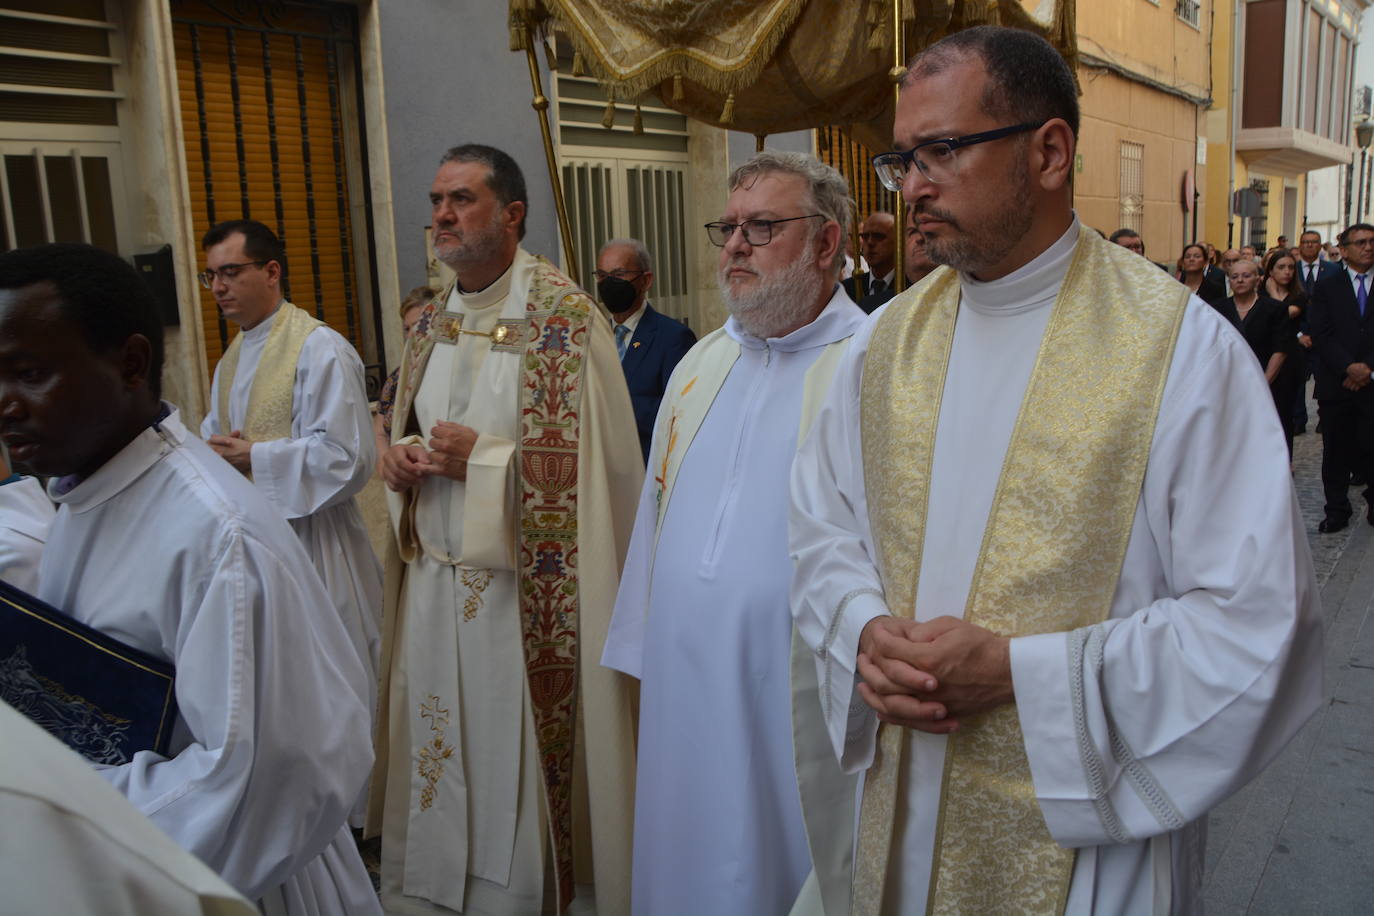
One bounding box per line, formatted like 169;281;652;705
602;150;865;915
790;26;1321;915
595;237;696;461
1309;223;1374;533
198;218;383;821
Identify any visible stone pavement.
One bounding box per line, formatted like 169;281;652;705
1203;389;1374;914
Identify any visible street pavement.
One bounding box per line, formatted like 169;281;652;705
1203;389;1374;914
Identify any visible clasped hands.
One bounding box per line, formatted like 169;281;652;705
1343;362;1373;391
856;615;1015;734
206;430;253;473
381;421;478;491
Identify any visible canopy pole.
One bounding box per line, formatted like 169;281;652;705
522;24;580;288
890;0;907;292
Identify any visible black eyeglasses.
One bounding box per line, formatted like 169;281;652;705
593;269;646;282
704;214;823;247
198;260;269;289
871;121;1047;190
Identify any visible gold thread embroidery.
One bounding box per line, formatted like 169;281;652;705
460;568;495;622
417;695;454;812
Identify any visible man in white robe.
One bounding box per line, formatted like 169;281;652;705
0;699;257;916
199;219;382;744
0;455;52;593
789;28;1324;915
603;151;865;916
373;144;641;916
0;242;380;915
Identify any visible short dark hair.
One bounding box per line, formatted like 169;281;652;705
0;243;164;398
202;219;287;280
1339;223;1374;245
904;26;1080;139
1299;230;1322;243
1110;228;1143;250
440;144;529;240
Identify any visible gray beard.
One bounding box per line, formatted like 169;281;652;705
719;255;826;340
434;210;506;271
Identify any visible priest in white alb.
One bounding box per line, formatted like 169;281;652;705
0;242;379;915
198;219;382;760
372;144;641;916
603;151;865;916
788;28;1324;915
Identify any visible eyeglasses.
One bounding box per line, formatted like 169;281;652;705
1343;237;1374;248
871;121;1046;191
593;269;646;282
858;231;889;242
704;214;823;247
198;260;269;289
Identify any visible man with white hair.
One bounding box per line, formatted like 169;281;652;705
602;150;866;915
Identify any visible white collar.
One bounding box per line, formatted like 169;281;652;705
958;217;1080;317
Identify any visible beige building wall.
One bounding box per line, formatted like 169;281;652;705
1076;0;1212;266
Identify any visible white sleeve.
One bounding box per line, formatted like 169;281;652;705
199;368;222;440
249;329;376;519
601;462;660;679
0;477;54;593
100;528;374;901
1012;302;1325;848
789;322;890;772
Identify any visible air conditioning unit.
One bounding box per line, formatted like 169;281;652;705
1356;86;1372;119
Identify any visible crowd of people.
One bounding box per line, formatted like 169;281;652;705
0;24;1336;916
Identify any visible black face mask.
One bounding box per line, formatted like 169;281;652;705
598;276;639;313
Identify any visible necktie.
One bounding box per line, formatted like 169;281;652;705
1359;274;1368;318
615;323;630;360
869;278;885;299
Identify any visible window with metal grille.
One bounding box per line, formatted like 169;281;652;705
1176;0;1201;29
1119;141;1144;233
553;39;695;325
1248;178;1270;251
0;0;127;252
171;0;379;379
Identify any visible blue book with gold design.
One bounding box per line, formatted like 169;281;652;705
0;577;177;765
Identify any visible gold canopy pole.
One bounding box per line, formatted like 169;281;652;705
890;0;907;292
522;24;580;288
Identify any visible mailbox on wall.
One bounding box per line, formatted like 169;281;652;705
134;244;180;327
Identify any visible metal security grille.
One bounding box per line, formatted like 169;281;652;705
626;164;687;316
0;1;122;128
1248;178;1270;250
562;159;615;297
1119;141;1144;233
1176;0;1201;28
816;126;895;228
171;0;376;373
0;142;120;251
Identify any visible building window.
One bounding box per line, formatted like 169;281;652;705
1176;0;1201;28
1248;179;1270;251
1119;141;1144;233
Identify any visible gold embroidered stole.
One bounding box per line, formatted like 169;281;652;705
216;301;324;445
854;229;1188;915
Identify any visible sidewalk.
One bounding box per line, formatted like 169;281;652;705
1202;396;1374;914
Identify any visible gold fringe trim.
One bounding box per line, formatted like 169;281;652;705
672;73;684;101
602;95;617;128
572;50;586;77
633;104;644;134
719;92;735;125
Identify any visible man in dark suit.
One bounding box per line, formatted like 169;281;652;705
843;211;898;313
1308;223;1374;532
596;238;696;461
1294;231;1343;435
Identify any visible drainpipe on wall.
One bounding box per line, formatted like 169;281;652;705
1228;0;1242;247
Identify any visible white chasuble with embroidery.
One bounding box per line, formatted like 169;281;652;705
376;249;641;916
603;289;864;916
789;221;1324;915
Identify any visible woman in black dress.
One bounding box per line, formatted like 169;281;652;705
1178;243;1226;308
1262;250;1307;457
1226;257;1295;453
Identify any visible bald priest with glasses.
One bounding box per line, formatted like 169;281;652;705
198;219;383;795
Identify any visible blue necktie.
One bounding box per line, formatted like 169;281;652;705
615;323;630;360
1359;274;1368;318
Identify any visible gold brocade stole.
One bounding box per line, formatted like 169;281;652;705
854;229;1188;915
216;301;325;446
514;260;594;913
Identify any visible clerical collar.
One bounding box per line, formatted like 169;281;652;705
452;261;514;311
242;301;286;341
726;284;863;352
51;401;176;498
959;217;1080;317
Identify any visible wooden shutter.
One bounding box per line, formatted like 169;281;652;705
172;0;362;370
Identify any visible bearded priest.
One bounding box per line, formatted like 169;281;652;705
789;27;1324;916
603;150;866;916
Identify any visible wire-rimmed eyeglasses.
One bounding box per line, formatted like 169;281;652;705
197;260;269;289
871;121;1046;191
704;214;823;247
